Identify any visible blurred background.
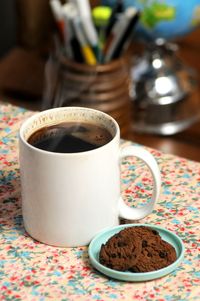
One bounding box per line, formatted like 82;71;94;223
0;0;200;161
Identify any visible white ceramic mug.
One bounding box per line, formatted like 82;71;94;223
19;107;161;247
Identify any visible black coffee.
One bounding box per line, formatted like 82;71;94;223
27;121;113;153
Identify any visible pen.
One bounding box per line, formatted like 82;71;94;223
74;0;100;61
103;12;126;60
104;7;139;62
62;3;74;59
72;16;97;65
104;0;124;38
62;3;84;63
49;0;65;39
110;8;140;61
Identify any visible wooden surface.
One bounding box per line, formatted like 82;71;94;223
0;29;200;162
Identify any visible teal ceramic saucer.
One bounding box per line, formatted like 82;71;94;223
88;224;184;282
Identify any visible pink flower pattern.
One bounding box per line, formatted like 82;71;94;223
0;104;200;300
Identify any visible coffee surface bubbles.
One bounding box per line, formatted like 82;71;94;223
27;121;113;153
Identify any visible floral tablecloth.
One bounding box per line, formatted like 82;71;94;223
0;103;200;301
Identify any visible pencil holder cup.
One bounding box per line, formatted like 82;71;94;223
43;54;132;138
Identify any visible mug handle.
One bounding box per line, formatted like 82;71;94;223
118;145;161;220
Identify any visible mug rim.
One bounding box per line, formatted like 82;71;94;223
19;106;120;156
